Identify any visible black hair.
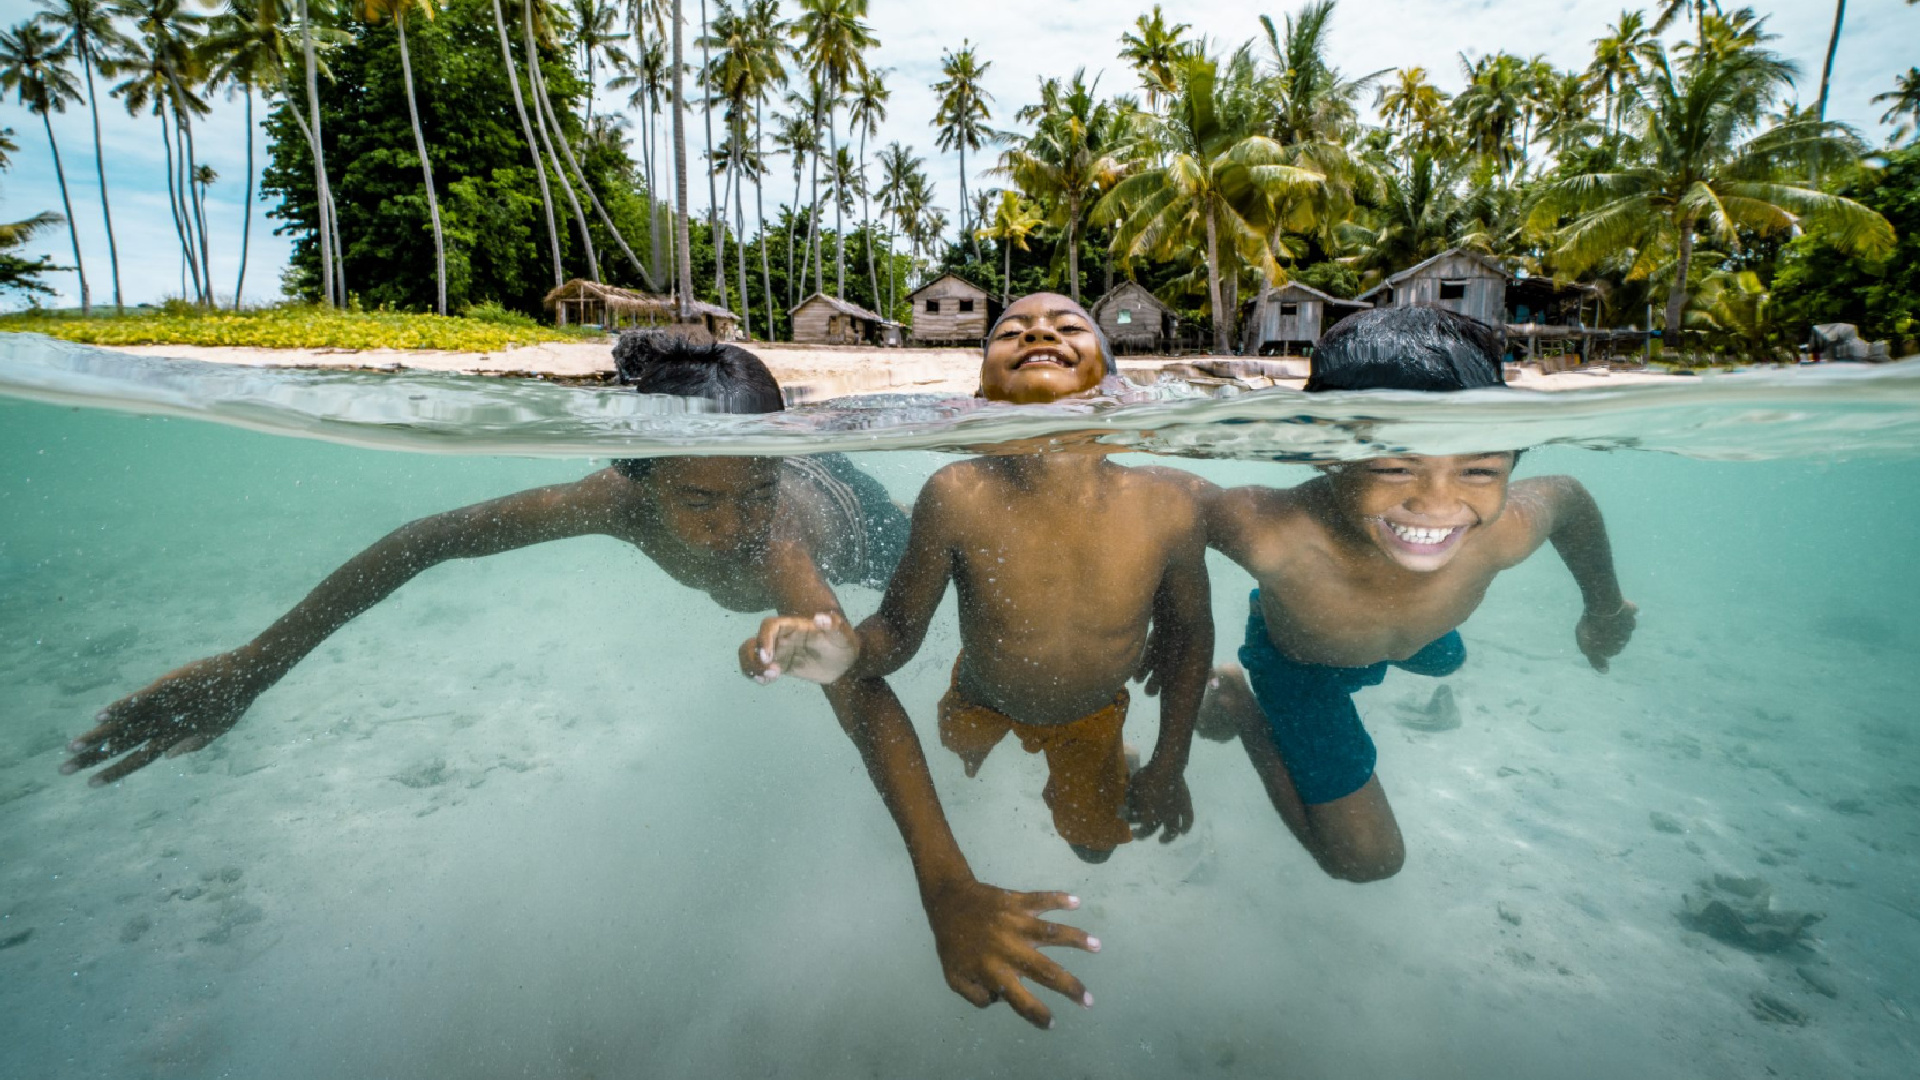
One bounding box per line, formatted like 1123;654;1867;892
610;330;784;481
1306;305;1505;393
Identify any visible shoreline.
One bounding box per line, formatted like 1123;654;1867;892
92;339;1685;396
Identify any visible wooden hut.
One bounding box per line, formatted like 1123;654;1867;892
906;273;998;345
542;279;741;340
1242;281;1371;355
1357;248;1509;326
788;292;901;346
1090;281;1179;354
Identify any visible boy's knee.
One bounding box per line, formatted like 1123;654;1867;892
1323;844;1404;883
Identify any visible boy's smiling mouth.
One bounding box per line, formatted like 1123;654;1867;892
1013;347;1076;369
1376;518;1470;558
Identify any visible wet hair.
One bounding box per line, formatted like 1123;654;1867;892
986;299;1117;376
610;330;783;481
1306;306;1505;393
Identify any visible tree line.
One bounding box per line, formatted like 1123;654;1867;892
4;0;1918;356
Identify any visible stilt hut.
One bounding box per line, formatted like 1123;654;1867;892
1090;281;1179;354
1357;248;1509;326
1242;281;1371;355
788;292;902;346
907;273;999;345
542;279;741;340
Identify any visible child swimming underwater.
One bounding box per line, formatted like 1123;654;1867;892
1198;305;1638;881
744;292;1213;1028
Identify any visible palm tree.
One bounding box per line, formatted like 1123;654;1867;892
568;0;625;126
1873;67;1920;143
1586;10;1654;138
36;0;129;311
360;0;448;314
291;0;341;304
109;15;208;303
1454;51;1532;186
974;189;1041;303
872;140;916;313
792;0;874;300
770;107;816;309
1377;67;1440;141
1344;149;1473;283
0;20;88;312
707;0;785;332
201;0;286;309
609;24;669;281
1117;5;1188;112
997;70;1123;303
932;40;992;264
846;65;886;308
1535;45;1893;344
1095;51;1326;352
696;0;723;305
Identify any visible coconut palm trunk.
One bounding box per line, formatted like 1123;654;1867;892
523;1;600;282
858;126;877;310
699;0;724;306
235;84;253;308
76;42;119;311
164;109;202;303
1204;204;1230;353
526;37;655;288
177;101;212;303
733;144;750;336
492;0;563;286
38;105;88;312
829;116;843;298
395;11;447;314
754;104;774;338
298;0;335;306
672;0;694;318
806;117;823;295
1664;220;1695;353
1817;0;1845;122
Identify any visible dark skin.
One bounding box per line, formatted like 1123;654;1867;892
744;294;1214;1027
65;454;1094;1031
1199;453;1637;881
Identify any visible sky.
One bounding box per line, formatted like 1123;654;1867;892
1;0;1914;311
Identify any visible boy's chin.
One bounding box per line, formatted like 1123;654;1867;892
982;368;1100;404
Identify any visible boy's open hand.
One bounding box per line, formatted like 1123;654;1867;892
1124;761;1194;841
922;877;1098;1030
1575;601;1638;673
62;650;267;786
738;612;858;685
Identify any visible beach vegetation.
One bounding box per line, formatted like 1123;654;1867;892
0;303;595;349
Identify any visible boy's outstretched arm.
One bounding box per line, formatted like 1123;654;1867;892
64;477;623;785
1126;532;1213;841
1530;475;1637;672
822;676;1097;1030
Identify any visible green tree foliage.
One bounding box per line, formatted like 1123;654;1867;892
261;0;658;312
1773;145;1920;353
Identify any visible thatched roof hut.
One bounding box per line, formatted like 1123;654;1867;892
542;279;741;340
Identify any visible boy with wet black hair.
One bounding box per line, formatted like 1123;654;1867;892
1196;304;1637;882
612;330;788;411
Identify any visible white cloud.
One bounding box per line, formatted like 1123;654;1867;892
2;0;1913;311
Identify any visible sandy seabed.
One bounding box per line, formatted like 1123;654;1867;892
1;401;1917;1079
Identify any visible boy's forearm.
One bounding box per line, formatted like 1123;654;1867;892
244;524;449;680
845;613;917;681
823;677;974;892
1547;480;1627;612
1148;631;1211;773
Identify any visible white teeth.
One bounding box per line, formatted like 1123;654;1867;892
1387;522;1457;546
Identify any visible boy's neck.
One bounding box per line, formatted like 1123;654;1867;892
990;450;1115;490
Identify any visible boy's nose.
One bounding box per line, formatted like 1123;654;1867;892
1023;326;1060;342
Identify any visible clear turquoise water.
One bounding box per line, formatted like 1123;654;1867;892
2;336;1918;1078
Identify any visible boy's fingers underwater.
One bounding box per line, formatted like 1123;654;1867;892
1013;950;1090;1009
88;743;168;786
1017;890;1081;915
986;967;1054;1029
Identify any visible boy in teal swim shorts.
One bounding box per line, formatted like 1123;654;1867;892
1195;306;1638;882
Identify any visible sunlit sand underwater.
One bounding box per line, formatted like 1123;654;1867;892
2;340;1918;1079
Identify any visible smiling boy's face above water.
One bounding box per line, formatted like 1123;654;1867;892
1325;452;1518;573
980;293;1107;404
